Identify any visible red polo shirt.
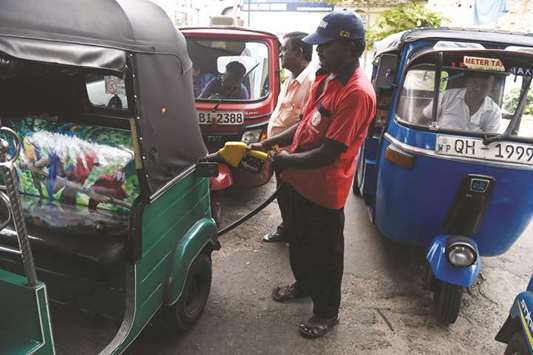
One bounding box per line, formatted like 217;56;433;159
280;64;376;209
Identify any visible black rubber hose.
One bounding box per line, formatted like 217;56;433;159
217;183;284;236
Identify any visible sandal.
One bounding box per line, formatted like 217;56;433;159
262;232;288;243
271;283;307;302
298;315;339;339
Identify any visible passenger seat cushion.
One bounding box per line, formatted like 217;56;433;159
1;116;139;240
5;116;139;213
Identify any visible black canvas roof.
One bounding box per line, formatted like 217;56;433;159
0;0;207;194
0;0;188;71
0;0;184;54
375;27;533;57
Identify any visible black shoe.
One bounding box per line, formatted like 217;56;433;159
262;231;287;243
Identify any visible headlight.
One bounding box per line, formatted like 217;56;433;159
241;128;264;144
446;242;477;267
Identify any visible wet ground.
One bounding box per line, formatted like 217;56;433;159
129;179;533;355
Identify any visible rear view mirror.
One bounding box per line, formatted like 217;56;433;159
196;162;219;177
373;53;398;89
0;191;11;232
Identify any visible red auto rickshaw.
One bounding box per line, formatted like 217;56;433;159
181;27;280;222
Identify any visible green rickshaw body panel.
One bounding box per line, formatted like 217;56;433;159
165;217;217;305
111;172;215;353
0;269;54;355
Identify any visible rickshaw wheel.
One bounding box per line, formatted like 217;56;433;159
504;331;529;355
211;192;223;226
434;281;463;324
352;151;364;197
172;253;212;332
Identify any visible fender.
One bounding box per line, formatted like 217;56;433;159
210;163;232;191
164;217;218;306
496;290;533;352
426;234;480;288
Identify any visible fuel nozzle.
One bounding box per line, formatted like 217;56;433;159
214;141;269;173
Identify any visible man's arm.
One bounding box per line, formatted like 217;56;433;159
251;123;299;150
483;104;502;133
273;139;345;169
240;83;250;100
199;79;216;98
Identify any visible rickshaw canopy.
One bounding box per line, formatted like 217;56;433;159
375;27;533;57
0;0;191;71
0;0;208;195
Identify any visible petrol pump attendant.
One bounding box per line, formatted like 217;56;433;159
251;11;376;338
263;31;315;243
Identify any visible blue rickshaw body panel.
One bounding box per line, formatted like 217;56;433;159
374;120;533;256
509;290;533;353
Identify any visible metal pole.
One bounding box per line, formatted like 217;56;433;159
3;164;38;286
0;132;38;287
248;0;251;27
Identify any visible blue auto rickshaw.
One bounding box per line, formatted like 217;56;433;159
356;28;533;324
496;274;533;354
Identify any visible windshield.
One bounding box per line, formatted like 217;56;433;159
396;56;533;139
86;74;128;110
188;39;270;102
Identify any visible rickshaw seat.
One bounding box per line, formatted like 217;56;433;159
0;193;129;264
0;223;125;265
0;116;139;265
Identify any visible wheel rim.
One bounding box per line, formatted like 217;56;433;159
183;272;207;319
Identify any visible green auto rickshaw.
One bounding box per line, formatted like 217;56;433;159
0;0;219;353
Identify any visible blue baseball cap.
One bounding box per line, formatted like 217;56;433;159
303;10;365;45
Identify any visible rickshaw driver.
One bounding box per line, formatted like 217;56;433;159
422;71;502;133
199;60;250;100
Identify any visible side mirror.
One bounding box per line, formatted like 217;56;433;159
196;162;219;178
0;191;11;232
373;53;398;89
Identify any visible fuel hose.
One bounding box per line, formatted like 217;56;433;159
217;183;284;236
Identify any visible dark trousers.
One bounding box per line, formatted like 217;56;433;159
284;184;345;319
275;172;290;236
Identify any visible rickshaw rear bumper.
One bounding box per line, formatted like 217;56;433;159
426;234;480;288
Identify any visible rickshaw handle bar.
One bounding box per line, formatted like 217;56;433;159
0;127;21;165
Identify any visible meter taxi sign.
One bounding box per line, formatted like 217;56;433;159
463;56;505;72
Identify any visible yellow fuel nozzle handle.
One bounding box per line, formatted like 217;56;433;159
216;141;270;168
217;142;247;167
247;149;269;161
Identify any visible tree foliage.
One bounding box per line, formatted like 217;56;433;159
366;2;446;48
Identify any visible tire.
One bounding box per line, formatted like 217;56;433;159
172;253;212;332
504;331;530;355
210;192;223;227
352;152;364;197
434;281;463;324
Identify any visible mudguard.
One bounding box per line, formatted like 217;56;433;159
164;218;218;306
209;163;232;191
495;287;533;353
426;234;480;288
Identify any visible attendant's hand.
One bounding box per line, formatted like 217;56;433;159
248;142;266;152
272;150;290;170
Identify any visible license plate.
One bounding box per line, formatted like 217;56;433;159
435;135;533;166
198;111;244;125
